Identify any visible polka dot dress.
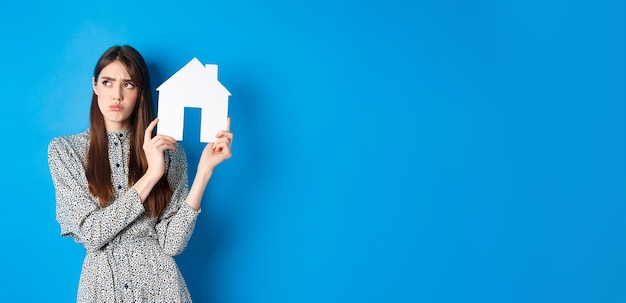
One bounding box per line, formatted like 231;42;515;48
48;129;199;302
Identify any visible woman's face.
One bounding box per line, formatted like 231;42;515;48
93;60;139;132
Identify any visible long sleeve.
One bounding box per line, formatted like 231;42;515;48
48;136;145;252
155;144;200;256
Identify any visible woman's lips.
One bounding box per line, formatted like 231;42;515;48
109;105;123;111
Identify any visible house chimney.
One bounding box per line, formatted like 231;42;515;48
205;64;218;81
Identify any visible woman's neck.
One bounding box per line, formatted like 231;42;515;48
104;121;131;133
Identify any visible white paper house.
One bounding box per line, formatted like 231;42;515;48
156;57;231;142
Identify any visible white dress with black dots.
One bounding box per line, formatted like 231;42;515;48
48;129;199;302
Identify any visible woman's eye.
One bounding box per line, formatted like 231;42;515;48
102;80;111;86
124;82;135;89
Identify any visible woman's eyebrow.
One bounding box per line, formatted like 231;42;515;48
99;76;133;82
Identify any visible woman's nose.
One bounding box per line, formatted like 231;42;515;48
112;85;123;100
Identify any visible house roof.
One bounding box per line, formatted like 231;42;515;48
156;57;231;96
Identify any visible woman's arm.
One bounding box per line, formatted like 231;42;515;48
48;137;145;252
154;144;198;256
186;117;233;211
154;118;233;255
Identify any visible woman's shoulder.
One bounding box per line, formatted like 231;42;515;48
48;129;90;152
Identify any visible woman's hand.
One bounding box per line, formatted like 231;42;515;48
143;118;176;180
198;117;233;175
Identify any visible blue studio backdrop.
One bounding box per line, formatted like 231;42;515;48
1;0;626;302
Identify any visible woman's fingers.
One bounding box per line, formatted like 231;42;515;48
145;118;159;141
144;128;176;154
151;135;176;144
211;141;232;158
144;118;176;148
211;136;231;148
150;135;176;151
216;131;233;141
213;132;233;143
215;118;233;141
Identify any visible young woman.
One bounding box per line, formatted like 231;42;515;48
48;45;232;302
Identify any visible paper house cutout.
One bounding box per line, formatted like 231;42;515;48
156;57;231;142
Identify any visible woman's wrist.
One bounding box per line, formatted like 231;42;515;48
195;167;213;183
133;169;163;202
144;167;164;183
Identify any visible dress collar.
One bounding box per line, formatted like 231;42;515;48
106;129;133;140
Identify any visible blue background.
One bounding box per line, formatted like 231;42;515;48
1;0;625;302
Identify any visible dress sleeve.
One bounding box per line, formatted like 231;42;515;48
155;143;200;256
48;137;145;252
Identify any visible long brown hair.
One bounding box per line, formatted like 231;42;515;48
86;45;171;217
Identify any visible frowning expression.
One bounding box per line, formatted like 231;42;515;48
93;60;139;132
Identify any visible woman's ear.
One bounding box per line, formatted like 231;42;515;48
92;77;98;95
